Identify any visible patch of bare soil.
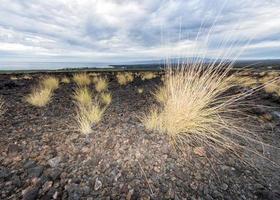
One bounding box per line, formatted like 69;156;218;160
0;73;280;199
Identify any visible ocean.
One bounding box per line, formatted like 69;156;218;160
0;62;113;71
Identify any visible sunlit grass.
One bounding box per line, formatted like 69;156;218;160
137;88;144;94
141;72;157;80
26;76;59;107
73;86;106;134
73;87;93;107
95;77;108;92
116;72;134;85
100;92;112;105
73;73;91;86
140;62;267;158
61;76;71;84
41;76;59;90
26;87;53;107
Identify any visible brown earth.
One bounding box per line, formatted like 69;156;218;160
0;72;280;200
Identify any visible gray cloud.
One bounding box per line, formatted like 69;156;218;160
0;0;279;63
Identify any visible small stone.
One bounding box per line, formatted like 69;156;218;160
126;189;134;200
94;177;102;191
221;183;228;190
0;166;10;179
22;186;39;200
48;156;61;168
23;160;36;169
190;182;198;190
53;191;59;199
193;147;206;157
42;181;53;193
153;166;161;173
27;166;43;178
7;144;20;155
11;175;21;187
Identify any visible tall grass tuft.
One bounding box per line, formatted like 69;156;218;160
141;61;274;160
73;73;91;86
116;72;134;85
26;87;53;107
41;76;59;90
73;87;106;134
61;76;71;84
141;72;157;80
26;76;59;107
95;77;108;92
100;92;112;105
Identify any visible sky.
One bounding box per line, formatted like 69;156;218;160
0;0;279;64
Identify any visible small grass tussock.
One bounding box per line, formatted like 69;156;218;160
137;88;144;94
116;72;134;85
73;87;106;134
61;76;71;84
95;77;108;92
26;76;59;107
41;76;60;90
73;73;91;86
100;92;112;105
73;87;93;107
141;72;157;80
26;87;53;107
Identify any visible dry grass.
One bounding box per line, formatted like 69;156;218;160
141;72;157;80
230;75;258;88
116;72;134;85
140;62;269;159
137;88;144;94
95;77;108;92
73;87;93;107
41;76;60;90
73;73;91;86
61;76;71;84
100;92;112;105
26;76;59;107
154;85;168;103
10;76;18;80
26;87;53;107
73;87;106;134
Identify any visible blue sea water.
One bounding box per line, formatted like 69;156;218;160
0;61;113;71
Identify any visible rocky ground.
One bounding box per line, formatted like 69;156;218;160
0;72;280;200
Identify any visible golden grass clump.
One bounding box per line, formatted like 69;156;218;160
100;92;112;105
95;77;108;92
26;87;53;107
41;76;59;90
137;88;144;94
116;72;134;85
141;72;157;80
10;76;18;80
73;87;93;107
229;75;258;88
61;76;71;84
73;73;91;86
154;85;168;103
26;76;59;107
140;62;267;157
73;87;106;134
264;82;280;96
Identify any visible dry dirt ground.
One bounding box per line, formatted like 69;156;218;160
0;72;280;200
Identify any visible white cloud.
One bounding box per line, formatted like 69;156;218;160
0;0;279;63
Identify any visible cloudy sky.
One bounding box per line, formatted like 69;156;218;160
0;0;279;64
